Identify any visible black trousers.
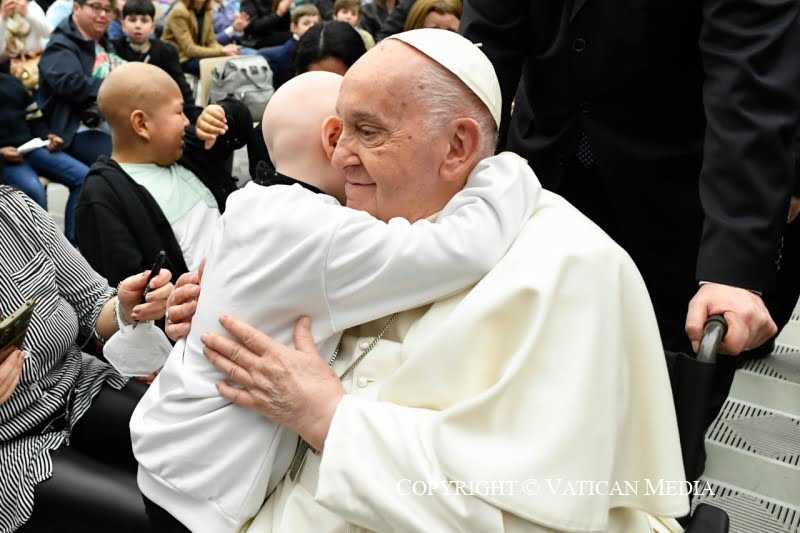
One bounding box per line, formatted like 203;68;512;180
20;380;154;533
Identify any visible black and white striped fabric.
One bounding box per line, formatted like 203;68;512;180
0;187;128;532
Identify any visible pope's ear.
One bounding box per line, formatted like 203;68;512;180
321;115;342;161
130;109;151;142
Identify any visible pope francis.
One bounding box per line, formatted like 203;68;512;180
171;29;691;533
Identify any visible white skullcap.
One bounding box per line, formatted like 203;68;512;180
386;28;502;128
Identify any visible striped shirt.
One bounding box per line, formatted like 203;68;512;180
0;187;127;532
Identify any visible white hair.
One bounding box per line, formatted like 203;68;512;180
413;60;498;160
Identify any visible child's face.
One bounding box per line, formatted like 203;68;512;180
334;7;358;27
122;13;155;44
290;14;319;37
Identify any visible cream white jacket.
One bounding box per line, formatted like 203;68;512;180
247;189;689;533
131;153;539;533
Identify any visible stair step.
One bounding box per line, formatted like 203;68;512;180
691;479;800;533
733;354;800;417
777;321;800;350
703;399;800;507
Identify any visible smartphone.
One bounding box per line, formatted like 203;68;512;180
0;299;36;363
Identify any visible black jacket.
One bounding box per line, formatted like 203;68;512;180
461;0;800;293
111;38;202;123
0;73;49;148
74;98;250;286
241;0;291;49
360;2;387;38
39;16;114;147
375;0;412;40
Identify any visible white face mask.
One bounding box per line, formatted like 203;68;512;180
129;41;146;52
103;321;172;376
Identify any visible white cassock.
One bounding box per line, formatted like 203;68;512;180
246;190;690;533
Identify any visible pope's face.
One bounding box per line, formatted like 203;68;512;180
331;42;447;223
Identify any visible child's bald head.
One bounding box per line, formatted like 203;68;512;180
99;62;189;166
262;71;346;202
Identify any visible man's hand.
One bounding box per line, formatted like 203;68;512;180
1;146;22;163
222;43;240;57
232;11;249;31
118;268;174;324
165;259;204;341
47;134;63;152
202;315;344;451
0;349;24;405
788;196;800;224
196;105;227;150
686;283;777;355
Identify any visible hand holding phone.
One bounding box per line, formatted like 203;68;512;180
133;251;166;329
0;299;36;362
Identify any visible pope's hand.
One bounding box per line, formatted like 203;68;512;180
202;315;344;451
165;259;204;341
686;282;777;355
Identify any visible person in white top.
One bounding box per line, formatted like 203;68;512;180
131;70;539;532
168;30;690;532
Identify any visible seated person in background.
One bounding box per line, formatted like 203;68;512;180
247;17;363;178
332;0;373;50
0;0;50;87
39;0;123;165
360;0;393;39
161;0;238;75
403;0;460;32
212;0;248;46
293;19;363;75
240;0;290;49
106;0;124;38
170;30;689;532
113;0;201;123
0;72;87;244
74;62;249;287
132;69;538;533
259;3;318;89
45;0;72;29
0;185;173;532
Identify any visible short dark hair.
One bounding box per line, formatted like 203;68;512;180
122;0;155;19
333;0;360;16
294;20;367;75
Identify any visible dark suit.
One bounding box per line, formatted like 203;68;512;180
461;0;800;353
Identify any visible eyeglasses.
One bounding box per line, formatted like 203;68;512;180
82;2;114;15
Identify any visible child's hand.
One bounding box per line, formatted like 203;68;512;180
233;11;249;31
196;104;228;149
47;134;63;152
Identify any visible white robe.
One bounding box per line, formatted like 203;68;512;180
246;190;689;532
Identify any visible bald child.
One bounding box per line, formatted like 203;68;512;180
75;63;249;287
131;71;541;532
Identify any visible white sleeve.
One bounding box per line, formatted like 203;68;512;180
28;2;51;43
325;153;539;331
314;396;511;532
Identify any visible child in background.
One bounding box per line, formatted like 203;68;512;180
332;0;373;49
260;3;318;88
107;0;126;38
113;0;201;122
